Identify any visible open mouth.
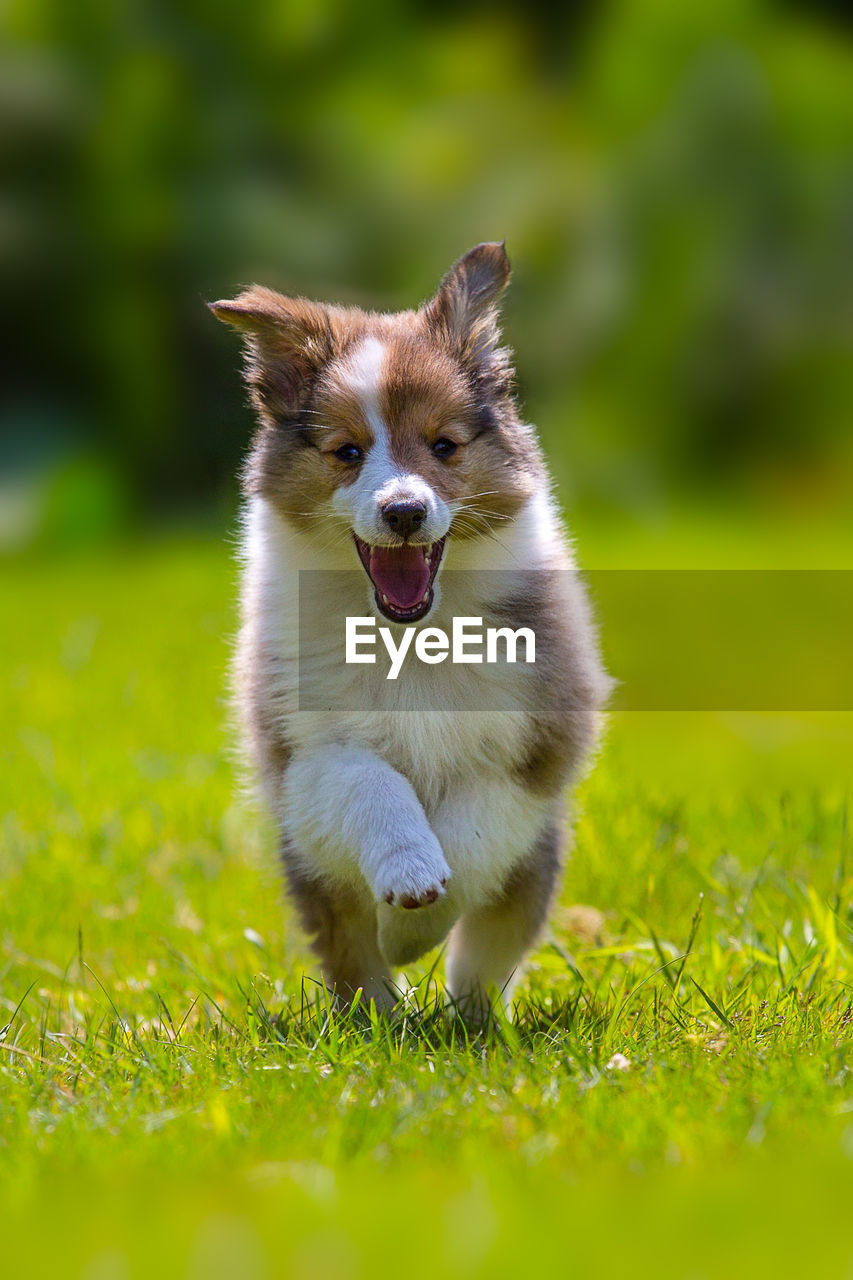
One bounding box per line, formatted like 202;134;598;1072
353;535;445;623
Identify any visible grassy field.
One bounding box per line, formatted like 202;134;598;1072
2;530;853;1279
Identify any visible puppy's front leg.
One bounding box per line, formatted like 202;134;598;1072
284;745;451;909
432;786;562;1020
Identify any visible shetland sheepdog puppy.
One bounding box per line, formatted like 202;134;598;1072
210;242;610;1017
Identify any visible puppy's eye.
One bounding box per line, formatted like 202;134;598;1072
334;443;363;463
432;437;458;459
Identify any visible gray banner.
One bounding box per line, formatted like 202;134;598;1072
297;570;853;711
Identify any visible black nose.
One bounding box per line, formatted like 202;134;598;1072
381;499;427;540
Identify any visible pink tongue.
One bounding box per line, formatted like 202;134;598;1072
369;545;430;610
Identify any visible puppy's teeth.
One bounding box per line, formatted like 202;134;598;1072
381;594;390;605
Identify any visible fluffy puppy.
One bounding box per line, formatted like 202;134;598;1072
210;242;610;1016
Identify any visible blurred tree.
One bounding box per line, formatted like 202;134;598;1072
1;0;850;528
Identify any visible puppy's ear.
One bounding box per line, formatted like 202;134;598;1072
208;286;332;421
423;242;511;380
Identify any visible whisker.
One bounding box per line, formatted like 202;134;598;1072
452;490;502;503
453;503;512;523
450;513;519;563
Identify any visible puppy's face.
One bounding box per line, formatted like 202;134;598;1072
211;243;541;623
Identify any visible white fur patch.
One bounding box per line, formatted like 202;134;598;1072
329;338;452;551
339;336;387;438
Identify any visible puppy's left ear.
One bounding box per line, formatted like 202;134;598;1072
423;242;511;380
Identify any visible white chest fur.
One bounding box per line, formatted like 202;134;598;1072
239;493;568;804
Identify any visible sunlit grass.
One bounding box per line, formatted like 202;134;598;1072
1;536;852;1278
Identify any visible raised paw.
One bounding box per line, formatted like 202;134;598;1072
373;838;451;910
384;880;447;910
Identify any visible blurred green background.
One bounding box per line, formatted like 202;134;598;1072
3;6;853;1274
2;0;851;555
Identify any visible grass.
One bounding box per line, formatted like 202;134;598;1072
2;531;853;1279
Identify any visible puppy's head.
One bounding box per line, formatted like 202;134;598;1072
210;243;541;623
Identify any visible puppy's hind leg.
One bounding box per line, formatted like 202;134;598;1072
445;816;564;1024
283;847;395;1012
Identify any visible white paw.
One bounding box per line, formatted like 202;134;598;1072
372;836;451;910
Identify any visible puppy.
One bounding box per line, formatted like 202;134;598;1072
210;242;610;1016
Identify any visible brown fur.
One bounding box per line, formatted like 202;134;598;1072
486;575;605;795
211;243;541;540
282;846;392;1006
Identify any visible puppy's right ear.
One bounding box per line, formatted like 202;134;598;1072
208;286;332;421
